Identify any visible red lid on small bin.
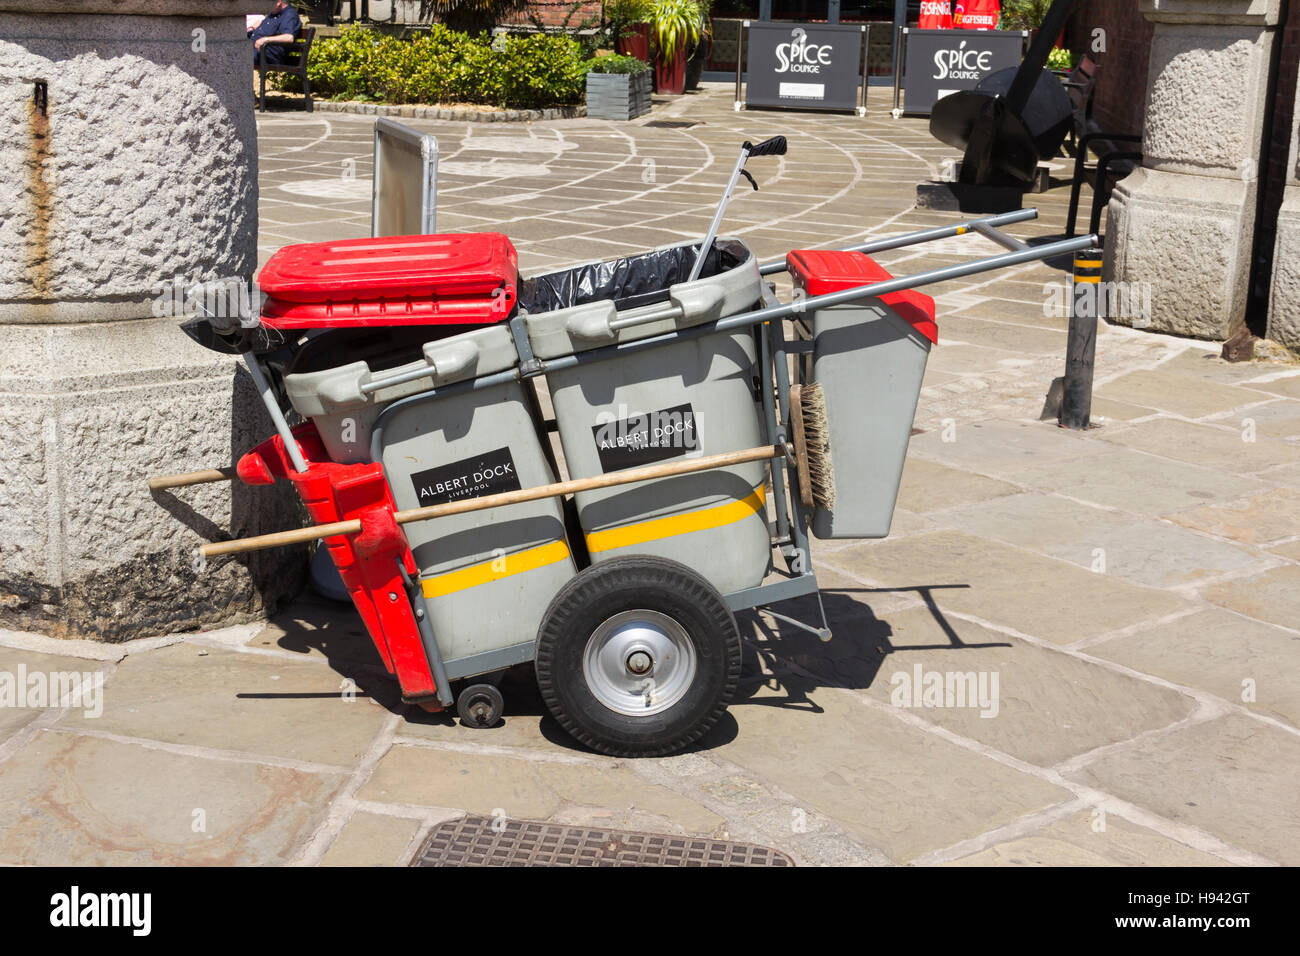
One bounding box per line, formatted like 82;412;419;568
256;232;518;329
785;249;937;344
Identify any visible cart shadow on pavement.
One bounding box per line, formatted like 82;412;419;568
731;583;1010;708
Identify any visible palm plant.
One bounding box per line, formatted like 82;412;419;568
649;0;703;66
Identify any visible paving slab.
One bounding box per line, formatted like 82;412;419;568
894;457;1021;514
1089;609;1300;728
57;643;394;767
943;809;1230;866
1095;369;1273;419
358;745;726;836
1098;418;1299;475
1201;564;1300;632
703;682;1072;863
0;647;109;740
1168;487;1300;546
855;607;1195;765
1068;714;1300;865
936;492;1268;588
908;419;1108;479
0;732;343;866
319;811;424;867
822;530;1190;643
1015;447;1266;516
939;314;1070;354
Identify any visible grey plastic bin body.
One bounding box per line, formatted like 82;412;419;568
807;301;931;538
282;325;574;672
523;239;771;597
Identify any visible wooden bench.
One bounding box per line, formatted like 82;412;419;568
257;26;316;113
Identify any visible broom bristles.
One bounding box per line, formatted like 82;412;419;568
800;382;835;510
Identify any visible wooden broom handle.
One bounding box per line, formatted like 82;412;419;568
148;467;237;491
200;444;787;559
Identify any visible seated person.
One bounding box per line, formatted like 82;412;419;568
249;1;302;67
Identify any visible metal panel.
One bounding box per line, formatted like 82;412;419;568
744;21;865;113
372;117;437;237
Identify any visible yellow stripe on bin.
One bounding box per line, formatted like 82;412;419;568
1075;259;1103;268
1074;276;1102;284
585;486;766;554
421;540;571;599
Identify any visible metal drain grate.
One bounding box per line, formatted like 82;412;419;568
643;120;701;130
412;814;793;867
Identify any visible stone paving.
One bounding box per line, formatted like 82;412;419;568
2;86;1299;866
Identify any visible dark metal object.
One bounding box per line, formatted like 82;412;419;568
929;0;1080;185
412;815;795;867
1060;248;1103;429
1067;132;1143;238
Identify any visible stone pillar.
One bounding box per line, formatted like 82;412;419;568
0;1;304;641
1105;0;1281;340
1267;59;1300;350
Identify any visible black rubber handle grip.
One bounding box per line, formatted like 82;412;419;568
744;135;788;157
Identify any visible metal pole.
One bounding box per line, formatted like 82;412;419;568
734;20;747;111
859;25;870;117
892;26;905;116
757;208;1038;275
242;352;308;473
1060;247;1103;429
690;144;752;282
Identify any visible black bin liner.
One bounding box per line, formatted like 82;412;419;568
518;240;750;315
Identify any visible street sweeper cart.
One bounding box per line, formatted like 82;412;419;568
154;137;1099;756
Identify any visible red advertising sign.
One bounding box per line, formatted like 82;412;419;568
953;0;1000;30
918;0;953;30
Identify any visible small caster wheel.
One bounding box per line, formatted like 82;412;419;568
457;683;504;728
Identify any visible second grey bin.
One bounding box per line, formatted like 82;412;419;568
788;249;935;540
523;240;772;597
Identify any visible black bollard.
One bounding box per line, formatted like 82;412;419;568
1060;247;1103;429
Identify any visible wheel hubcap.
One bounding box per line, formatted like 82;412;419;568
583;610;697;716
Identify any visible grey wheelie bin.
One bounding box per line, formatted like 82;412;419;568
520;238;772;597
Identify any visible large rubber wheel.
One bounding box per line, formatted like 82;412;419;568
535;555;741;757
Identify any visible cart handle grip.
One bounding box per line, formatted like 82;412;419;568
744;135;787;157
199;444;788;558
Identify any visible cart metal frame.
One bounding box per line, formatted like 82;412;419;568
242;210;1098;707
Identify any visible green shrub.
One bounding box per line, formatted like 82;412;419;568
274;24;587;109
586;54;651;74
1046;47;1075;71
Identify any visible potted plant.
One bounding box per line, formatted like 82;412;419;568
648;0;702;95
608;0;653;63
586;54;653;120
684;0;712;91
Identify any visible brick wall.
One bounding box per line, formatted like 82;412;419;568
1063;0;1153;136
505;0;603;28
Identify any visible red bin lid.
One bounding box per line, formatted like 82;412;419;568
256;233;518;329
785;249;938;345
